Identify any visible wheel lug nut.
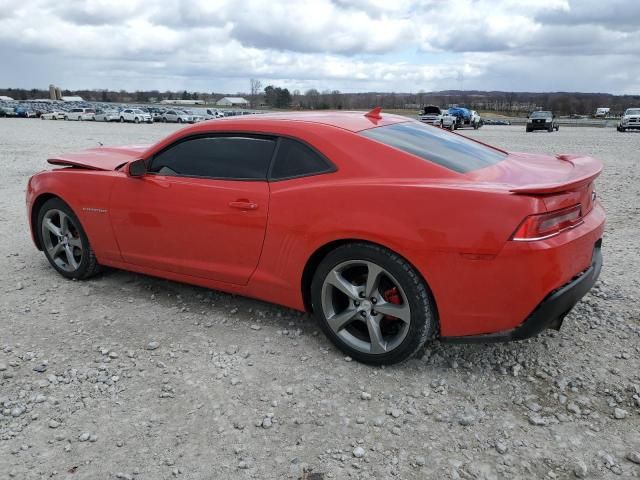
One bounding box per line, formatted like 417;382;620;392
354;301;360;307
358;292;365;298
371;298;377;304
360;311;367;317
372;310;377;316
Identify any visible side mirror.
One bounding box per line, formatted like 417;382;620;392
128;159;147;177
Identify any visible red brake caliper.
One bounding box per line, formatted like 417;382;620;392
383;287;401;304
382;287;401;320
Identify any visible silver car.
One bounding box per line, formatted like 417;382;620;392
94;109;120;122
162;110;190;123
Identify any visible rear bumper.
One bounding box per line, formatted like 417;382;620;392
442;239;602;343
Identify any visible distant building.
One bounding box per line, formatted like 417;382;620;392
216;97;249;107
159;99;205;105
61;96;84;102
0;95;13;101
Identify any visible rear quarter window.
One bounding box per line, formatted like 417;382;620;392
269;138;334;180
361;122;506;173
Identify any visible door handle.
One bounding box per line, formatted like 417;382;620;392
228;201;258;210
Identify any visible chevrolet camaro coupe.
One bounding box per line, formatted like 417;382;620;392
26;109;605;364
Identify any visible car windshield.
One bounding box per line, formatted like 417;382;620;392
530;111;551;118
361;121;506;174
133;109;144;114
625;109;640;115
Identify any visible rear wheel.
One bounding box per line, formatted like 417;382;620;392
37;198;101;280
311;243;436;365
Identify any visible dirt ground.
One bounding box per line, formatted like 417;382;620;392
0;119;638;480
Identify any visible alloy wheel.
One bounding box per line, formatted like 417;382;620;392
40;209;83;272
321;260;411;354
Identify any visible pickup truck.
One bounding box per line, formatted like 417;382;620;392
448;107;482;129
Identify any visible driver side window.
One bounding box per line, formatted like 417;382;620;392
148;135;276;180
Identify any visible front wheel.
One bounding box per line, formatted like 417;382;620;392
37;198;101;280
134;117;140;124
177;118;183;123
311;243;436;365
120;117;125;123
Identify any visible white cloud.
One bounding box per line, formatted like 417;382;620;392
0;0;638;94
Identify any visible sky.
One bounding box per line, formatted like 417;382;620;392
1;0;639;95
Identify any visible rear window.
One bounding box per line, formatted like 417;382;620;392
361;122;506;173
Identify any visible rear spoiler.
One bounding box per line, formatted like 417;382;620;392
510;155;602;194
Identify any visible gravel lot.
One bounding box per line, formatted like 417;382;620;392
1;119;638;480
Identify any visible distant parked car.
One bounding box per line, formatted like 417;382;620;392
95;109;120;122
40;111;66;120
1;106;17;118
617;108;640;132
162;110;198;123
448;107;482;130
484;119;511;126
182;110;204;122
526;111;559;132
205;108;225;119
16;107;37;118
440;111;457;130
65;108;95;121
418;105;445;126
147;108;166;122
119;109;152;124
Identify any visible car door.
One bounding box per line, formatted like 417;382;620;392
109;133;275;285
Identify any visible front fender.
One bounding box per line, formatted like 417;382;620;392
26;169;122;261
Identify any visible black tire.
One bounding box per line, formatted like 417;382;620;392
555;124;559;131
547;125;553;132
64;116;68;121
310;242;436;365
177;118;183;123
134;117;140;124
120;117;125;123
37;198;101;280
163;117;167;123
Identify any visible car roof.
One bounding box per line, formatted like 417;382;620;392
202;111;410;133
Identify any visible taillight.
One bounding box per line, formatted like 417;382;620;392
511;204;583;241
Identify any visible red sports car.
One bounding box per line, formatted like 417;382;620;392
26;109;604;364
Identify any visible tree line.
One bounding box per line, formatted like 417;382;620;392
1;85;638;116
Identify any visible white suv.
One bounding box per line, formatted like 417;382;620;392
618;108;640;132
64;108;95;121
119;109;152;123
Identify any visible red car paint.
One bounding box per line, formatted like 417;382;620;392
26;112;605;338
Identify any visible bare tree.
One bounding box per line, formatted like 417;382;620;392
250;79;262;108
